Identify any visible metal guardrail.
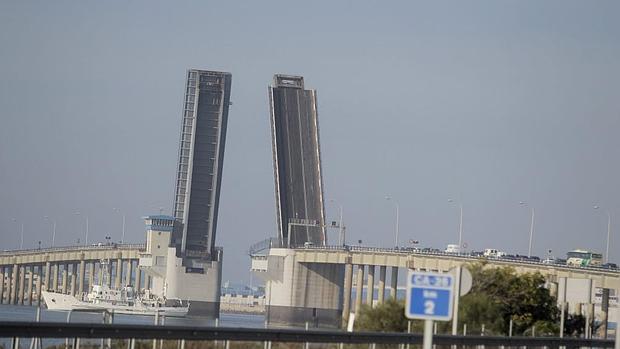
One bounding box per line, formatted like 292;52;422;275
296;245;620;275
0;244;146;256
0;322;615;347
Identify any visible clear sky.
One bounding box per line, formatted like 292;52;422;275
1;1;619;283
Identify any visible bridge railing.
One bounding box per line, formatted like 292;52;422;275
0;321;615;349
0;243;146;256
295;245;620;275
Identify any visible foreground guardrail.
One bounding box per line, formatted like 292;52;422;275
0;322;615;348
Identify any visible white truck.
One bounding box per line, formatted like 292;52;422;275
445;244;461;254
483;248;506;258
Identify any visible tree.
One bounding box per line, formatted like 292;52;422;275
354;299;409;332
354;263;559;336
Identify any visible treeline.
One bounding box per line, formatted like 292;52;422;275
355;263;588;337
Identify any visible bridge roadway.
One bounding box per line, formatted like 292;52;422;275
0;244;144;306
293;245;620;287
251;245;619;327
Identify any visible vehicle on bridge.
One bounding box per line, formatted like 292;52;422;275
483;248;506;258
566;249;603;267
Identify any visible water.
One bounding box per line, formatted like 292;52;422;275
0;304;265;327
0;305;266;348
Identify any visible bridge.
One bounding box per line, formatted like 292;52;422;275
251;245;620;328
0;244;144;306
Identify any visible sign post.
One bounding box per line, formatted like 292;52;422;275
406;271;455;349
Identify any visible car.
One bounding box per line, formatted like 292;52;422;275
601;263;618;270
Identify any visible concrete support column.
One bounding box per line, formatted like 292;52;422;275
43;262;51;292
18;266;25;305
10;264;18;304
548;282;558;299
115;258;122;289
61;266;68;294
0;267;5;304
377;266;386;304
98;262;104;286
125;260;133;287
70;272;77;297
52;264;59;292
78;259;86;295
135;265;142;290
0;268;4;305
354;265;365;313
390;266;398;299
36;265;43;306
366;265;375;306
26;268;34;305
88;262;95;291
341;263;353;327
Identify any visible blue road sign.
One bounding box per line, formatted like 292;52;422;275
405;271;454;321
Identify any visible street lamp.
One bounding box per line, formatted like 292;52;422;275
113;208;126;244
44;216;57;248
519;202;535;258
593;205;612;264
385;196;400;248
448;199;464;251
11;218;24;249
74;212;89;246
329;199;344;246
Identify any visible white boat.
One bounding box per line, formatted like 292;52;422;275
42;260;188;317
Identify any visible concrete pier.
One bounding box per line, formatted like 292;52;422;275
125;261;132;286
262;248;344;328
354;265;364;312
52;264;58;292
26;269;33;305
88;262;94;291
35;267;42;305
378;266;386;304
366;265;375;306
341;262;353;326
10;264;18;304
78;259;85;294
390;267;398;299
115;258;122;288
18;266;25;304
165;247;223;317
43;262;50;292
0;268;4;304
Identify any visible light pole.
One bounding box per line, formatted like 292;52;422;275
44;216;57;248
385;196;400;248
11;218;24;249
113;208;126;244
593;205;612;264
329;199;344;246
448;199;464;251
519;202;535;258
74;212;89;246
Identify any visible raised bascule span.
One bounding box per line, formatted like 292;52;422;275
262;75;345;328
163;69;232;317
269;75;327;248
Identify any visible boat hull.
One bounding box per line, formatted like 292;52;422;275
42;291;188;317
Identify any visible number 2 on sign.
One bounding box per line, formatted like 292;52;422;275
424;300;435;314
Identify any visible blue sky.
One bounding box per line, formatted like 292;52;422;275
1;1;619;282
